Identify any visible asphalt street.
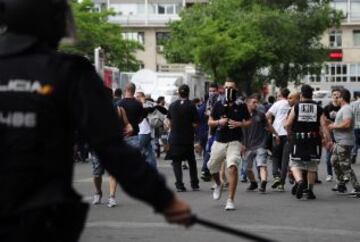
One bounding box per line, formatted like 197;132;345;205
74;153;360;242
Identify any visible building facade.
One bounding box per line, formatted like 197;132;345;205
306;0;360;93
93;0;360;93
94;0;207;71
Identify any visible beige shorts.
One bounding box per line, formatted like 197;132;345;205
207;141;242;174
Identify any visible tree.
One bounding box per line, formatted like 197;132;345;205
60;0;143;71
164;0;342;92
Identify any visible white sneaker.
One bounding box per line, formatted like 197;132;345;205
92;193;102;205
211;183;217;190
225;199;235;211
107;197;117;208
326;175;333;182
212;184;223;200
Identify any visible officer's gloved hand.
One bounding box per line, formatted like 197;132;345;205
163;197;194;227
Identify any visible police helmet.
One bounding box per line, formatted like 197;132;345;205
0;0;75;56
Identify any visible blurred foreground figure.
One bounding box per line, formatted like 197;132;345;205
0;1;192;241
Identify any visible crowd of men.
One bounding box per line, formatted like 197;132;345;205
3;1;360;240
86;79;360;211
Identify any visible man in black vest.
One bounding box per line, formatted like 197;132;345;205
285;85;326;200
0;1;192;241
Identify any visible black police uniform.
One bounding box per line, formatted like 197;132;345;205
0;45;174;241
290;100;323;162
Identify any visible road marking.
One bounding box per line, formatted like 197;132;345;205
86;221;360;237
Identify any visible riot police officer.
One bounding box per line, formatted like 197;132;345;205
285;85;326;200
0;1;191;241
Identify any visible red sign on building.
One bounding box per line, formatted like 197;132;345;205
328;50;343;61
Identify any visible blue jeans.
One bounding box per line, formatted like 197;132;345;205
139;133;157;169
241;158;248;180
325;149;333;176
202;135;215;172
125;135;140;149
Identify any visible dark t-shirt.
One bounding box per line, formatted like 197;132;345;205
242;110;268;150
291;100;323;160
211;101;250;143
168;99;199;145
324;102;340;122
292;100;323;133
119;98;145;136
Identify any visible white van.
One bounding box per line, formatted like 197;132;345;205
313;90;332;107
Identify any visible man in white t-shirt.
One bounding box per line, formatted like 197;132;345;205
266;88;290;191
136;92;157;169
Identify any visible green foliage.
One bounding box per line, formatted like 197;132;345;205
164;0;342;91
59;0;142;71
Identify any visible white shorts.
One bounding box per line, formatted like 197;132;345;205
207;141;242;174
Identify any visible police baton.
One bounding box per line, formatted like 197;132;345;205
190;215;277;242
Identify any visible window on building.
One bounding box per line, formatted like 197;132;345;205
122;32;145;45
307;65;322;82
160;4;176;15
354;30;360;46
167;5;175;14
112;4;147;15
156;32;170;46
176;4;183;14
329;30;342;47
327;63;348;82
148;4;178;15
350;64;360;82
351;0;360;20
158;5;166;14
331;0;348;15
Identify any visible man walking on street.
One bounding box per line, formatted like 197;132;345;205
242;94;278;193
201;83;220;182
323;88;341;182
207;79;251;210
166;85;200;192
266;88;290;190
328;89;360;194
285;85;325;200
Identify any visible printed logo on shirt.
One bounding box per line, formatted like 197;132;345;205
0;79;54;95
298;103;317;122
329;110;337;120
279;108;290;115
0;111;37;128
